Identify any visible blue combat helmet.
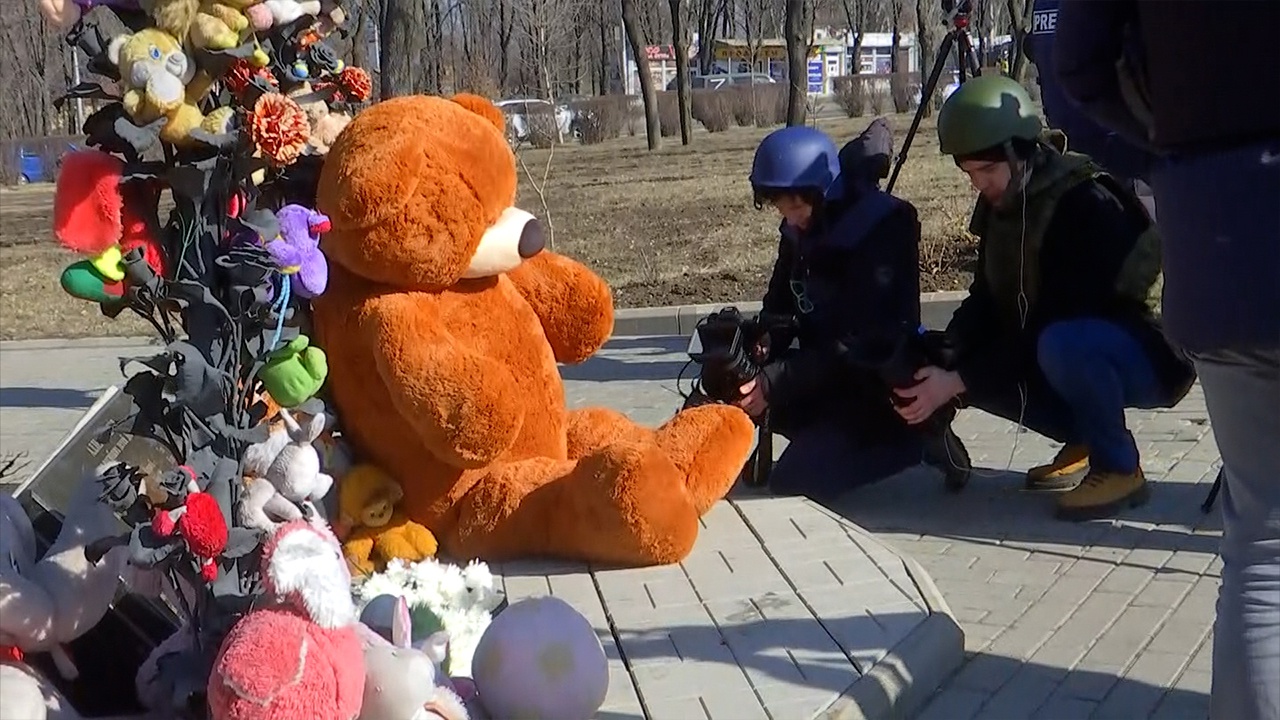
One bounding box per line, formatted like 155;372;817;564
749;126;842;202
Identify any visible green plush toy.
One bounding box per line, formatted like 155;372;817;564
260;335;328;408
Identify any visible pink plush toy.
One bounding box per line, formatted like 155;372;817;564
207;520;365;720
37;0;141;29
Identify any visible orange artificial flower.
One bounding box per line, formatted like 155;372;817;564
249;93;311;167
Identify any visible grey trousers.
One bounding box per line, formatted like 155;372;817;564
1196;349;1280;720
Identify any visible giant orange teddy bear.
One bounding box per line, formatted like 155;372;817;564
312;94;755;567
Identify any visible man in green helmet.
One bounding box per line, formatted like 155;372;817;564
892;74;1194;520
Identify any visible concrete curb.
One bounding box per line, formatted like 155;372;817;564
822;612;965;720
0;290;969;351
612;290;968;337
0;336;159;353
815;528;965;720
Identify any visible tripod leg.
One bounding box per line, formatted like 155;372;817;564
956;31;982;80
887;30;959;193
1201;467;1225;513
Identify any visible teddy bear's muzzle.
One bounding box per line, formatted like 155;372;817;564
518;218;546;259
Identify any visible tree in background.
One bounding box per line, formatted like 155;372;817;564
622;0;661;150
669;0;693;144
783;0;813;126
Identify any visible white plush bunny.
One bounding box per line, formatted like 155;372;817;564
239;408;334;533
359;595;469;720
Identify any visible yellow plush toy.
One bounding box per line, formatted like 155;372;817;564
192;0;250;50
337;464;438;577
107;28;230;146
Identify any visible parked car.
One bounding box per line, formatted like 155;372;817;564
494;98;576;145
666;73;777;92
9;141;80;185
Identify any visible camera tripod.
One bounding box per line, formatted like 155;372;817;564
886;0;983;193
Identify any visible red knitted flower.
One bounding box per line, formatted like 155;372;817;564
249;93;310;167
225;59;277;97
178;491;228;560
224;60;256;95
338;66;372;102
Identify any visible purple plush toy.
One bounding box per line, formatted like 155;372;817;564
269;205;330;299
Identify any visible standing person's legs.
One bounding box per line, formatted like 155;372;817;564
1196;350;1280;720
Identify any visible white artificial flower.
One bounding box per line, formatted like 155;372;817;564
350;557;502;676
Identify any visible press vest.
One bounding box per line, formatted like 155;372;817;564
968;150;1163;329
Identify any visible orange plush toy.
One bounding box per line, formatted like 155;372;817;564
312;94;755;567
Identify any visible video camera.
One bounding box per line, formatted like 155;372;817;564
838;327;959;408
686;307;797;404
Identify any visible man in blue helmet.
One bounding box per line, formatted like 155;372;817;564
730;119;971;500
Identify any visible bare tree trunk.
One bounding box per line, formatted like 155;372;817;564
621;0;661;150
1005;0;1034;81
669;0;693;144
889;0;902;73
915;0;937;117
783;0;807;126
431;0;444;92
840;0;866;74
598;12;610;93
498;0;513;91
381;0;426;98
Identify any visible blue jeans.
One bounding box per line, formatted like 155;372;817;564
1196;349;1280;720
967;319;1168;473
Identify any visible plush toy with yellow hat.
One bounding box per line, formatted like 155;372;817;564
337;464;438;577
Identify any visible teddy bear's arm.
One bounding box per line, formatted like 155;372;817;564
372;517;437;563
365;298;525;469
506;251;614;364
342;531;377;576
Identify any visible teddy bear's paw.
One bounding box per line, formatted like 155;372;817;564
655;404;756;516
562;441;700;566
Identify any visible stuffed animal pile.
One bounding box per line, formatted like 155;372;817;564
27;0;757;716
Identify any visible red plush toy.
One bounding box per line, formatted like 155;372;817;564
149;467;230;582
207;521;365;720
53;149;166;304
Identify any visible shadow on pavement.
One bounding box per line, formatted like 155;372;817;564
0;386;101;410
560;335;693;383
825;464;1224;558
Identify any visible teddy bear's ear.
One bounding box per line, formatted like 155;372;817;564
450;94;504;133
107;34;131;68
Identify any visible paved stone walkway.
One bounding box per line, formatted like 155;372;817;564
0;335;1223;719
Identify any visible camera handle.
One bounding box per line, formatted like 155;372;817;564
886;15;982;194
752;415;774;487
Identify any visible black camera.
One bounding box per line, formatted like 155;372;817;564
687;307;796;403
838;327;959;408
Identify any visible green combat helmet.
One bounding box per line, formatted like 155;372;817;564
937;74;1043;156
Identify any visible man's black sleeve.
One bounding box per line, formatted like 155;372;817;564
761;203;921;411
1053;0;1155;152
946;240;1019;400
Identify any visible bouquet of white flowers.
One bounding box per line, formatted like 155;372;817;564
353;557;505;677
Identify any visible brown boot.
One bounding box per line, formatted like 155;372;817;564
1055;468;1150;521
1026;443;1090;491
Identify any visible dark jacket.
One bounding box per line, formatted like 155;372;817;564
947;154;1193;402
1026;0;1150;183
759;187;922;440
1052;0;1280;353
